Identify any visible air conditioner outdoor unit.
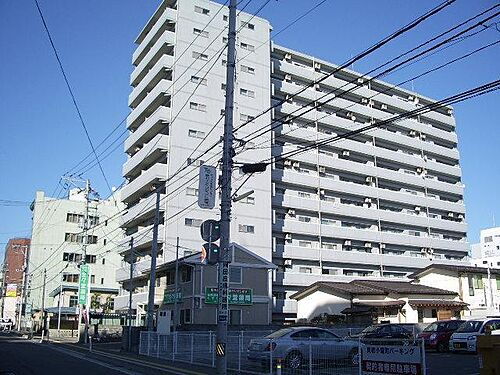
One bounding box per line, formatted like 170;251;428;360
292;161;300;168
415;206;421;211
458;214;464;219
287;209;296;216
319;189;325;196
285;233;292;240
365;242;372;248
315;83;321;91
285;53;292;61
284;259;292;266
284;160;292;166
344;240;351;245
420;134;427;140
342;150;350;157
318;166;326;173
409;130;417;137
447;108;453;115
366;176;373;183
381;104;388;110
380;244;386;249
314;62;321;71
414;97;420;104
364;197;372;203
286;95;293;103
361;98;368;104
357;78;364;84
408;95;414;101
285;74;292;82
416;167;423;174
448;212;454;217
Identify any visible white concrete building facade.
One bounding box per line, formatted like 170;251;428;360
471;227;500;269
119;0;470;323
29;190;125;313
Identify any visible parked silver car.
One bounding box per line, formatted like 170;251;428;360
247;327;359;369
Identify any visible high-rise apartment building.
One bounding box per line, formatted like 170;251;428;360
119;0;468;322
29;189;124;314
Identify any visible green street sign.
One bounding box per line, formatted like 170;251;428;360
205;287;253;305
163;289;182;304
78;264;90;305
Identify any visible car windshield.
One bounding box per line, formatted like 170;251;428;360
424;322;447;332
265;328;294;339
361;325;379;333
456;321;483;333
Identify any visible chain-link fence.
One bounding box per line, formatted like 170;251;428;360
139;328;371;374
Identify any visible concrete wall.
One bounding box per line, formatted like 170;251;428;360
296;289;351;321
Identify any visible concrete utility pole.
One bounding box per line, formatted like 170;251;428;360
146;186;161;331
40;268;47;343
17;244;29;331
82;179;91;344
127;236;134;351
173;236;179;331
217;0;237;372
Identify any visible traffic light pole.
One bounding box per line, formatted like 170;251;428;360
217;0;237;373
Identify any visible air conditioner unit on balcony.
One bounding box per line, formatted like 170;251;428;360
292;161;300;168
420;134;427;140
365;242;372;248
319;189;325;196
447;108;453;115
342;150;350;157
285;53;292;61
357;78;364;84
286;95;293;103
416;167;423;174
315;83;321;91
284;160;292;166
364;197;372;203
408;95;414;101
287;209;296;216
285;233;292;240
409;130;417;137
285;74;292;82
458;214;464;219
380;243;386;249
361;98;368;104
344;240;351;246
381;104;388;110
318;166;326;173
415;206;421;212
314;62;321;71
365;176;373;183
284;259;292;266
448;212;454;217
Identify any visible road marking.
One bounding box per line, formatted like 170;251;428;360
48;344;143;375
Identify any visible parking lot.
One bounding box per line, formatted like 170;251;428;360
426;352;480;375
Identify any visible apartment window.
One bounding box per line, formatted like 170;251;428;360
238;224;254;233
192;51;208;61
240;42;255;51
222;60;227;66
221;83;227;90
298;240;312;248
180;309;192;324
66;213;82;224
241;196;254;205
229;309;241;325
189;102;207;112
103;239;107;246
484;236;493;243
88;235;98;244
193;28;209;38
229;266;242;284
156;278;161;287
298;215;311;223
496;277;500;290
187;158;204;166
63;274;79;283
240;113;255;122
468;275;475;296
185;218;202;227
166;271;175;285
90;275;95;284
69;295;78;307
85;255;96;264
186;187;199;196
473;274;484;289
299;267;312;274
100;278;104;285
240;88;255;98
223;14;228;21
241;21;255;30
194;5;210;15
181;267;192;283
102;258;106;265
191;75;207;85
65;233;78;243
188;129;206;138
241;65;255;74
222;37;228;44
431;309;437;318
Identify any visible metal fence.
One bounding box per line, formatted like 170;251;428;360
139;329;370;374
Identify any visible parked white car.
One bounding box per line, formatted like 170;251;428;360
449;317;500;353
0;318;14;331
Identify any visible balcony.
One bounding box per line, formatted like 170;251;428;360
121;163;167;204
133;29;175;67
114;289;164;310
127;80;172;130
122;193;166;228
115;256;165;282
123;134;169;179
124;107;170;155
129;55;173;108
118;224;165;254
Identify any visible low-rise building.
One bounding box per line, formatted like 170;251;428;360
470;227;500;269
409;264;500;317
115;243;276;327
292;280;465;325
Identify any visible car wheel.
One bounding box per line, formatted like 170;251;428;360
437;342;447;352
349;348;360;367
285;351;303;369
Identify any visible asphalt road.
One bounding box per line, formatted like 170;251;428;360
426;352;480;375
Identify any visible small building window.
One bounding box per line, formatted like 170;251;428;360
181;267;192;283
229;309;241;325
238;224;254;233
90;275;95;284
189;102;207;112
190;76;207;86
241;65;255;74
102;258;106;265
431;309;437;318
229;266;242;284
240;88;255;98
240;42;255;51
180;309;192;324
186;187;199;196
187;158;204;166
100;278;104;285
188;129;206;138
299;267;312;274
241;21;255;30
193;28;209;38
69;295;78;307
185;218;203;227
194;5;210;15
192;51;209;61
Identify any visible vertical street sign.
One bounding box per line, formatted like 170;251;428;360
78;264;90;305
198;165;217;209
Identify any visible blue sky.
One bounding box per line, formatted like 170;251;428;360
0;0;498;260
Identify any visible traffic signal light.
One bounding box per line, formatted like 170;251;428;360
203;242;220;265
200;220;221;265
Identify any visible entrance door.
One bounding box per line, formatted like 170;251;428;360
437;309;452;320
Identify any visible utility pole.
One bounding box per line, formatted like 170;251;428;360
127;236;134;351
40;268;47;343
17;244;29;331
217;0;237;372
146;186;161;331
82;179;91;344
57;274;62;335
173;237;179;332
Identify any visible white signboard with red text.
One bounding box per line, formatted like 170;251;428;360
361;343;424;375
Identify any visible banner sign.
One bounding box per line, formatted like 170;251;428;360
361;344;423;375
6;284;17;297
198;165;217;209
205;287;253;305
78;264;90;305
163;289;182;304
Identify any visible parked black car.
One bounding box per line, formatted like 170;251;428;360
350;323;422;344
